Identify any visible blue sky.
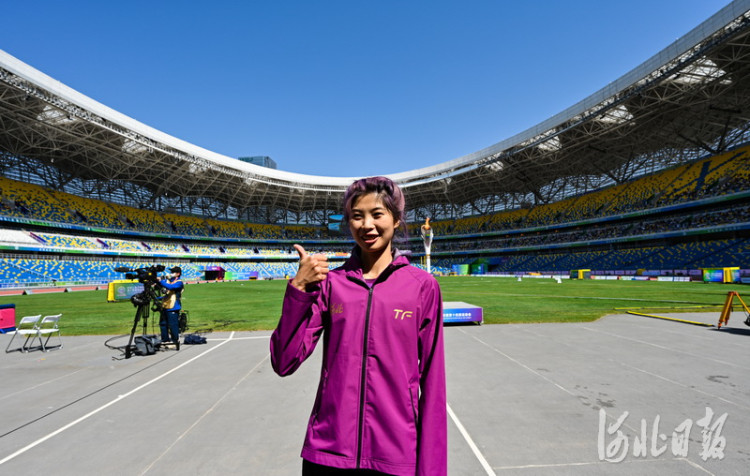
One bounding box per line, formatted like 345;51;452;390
2;0;731;177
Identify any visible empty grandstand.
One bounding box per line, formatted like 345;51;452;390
1;0;750;288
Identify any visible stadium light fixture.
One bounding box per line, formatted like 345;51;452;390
537;136;562;152
482;161;503;172
668;57;730;85
518;129;562;152
597;104;634;125
37;105;76;125
122;138;151;154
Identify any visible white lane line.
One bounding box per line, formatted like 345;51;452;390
447;403;496;476
207;335;270;341
682;457;716;475
457;328;642;433
0;369;86;401
462;330;575;396
0;332;237;466
460;292;701;304
619;362;750;411
141;351;270;474
494;457;713;474
581;326;740;368
515;324;749;411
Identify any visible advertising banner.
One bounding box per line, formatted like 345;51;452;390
107;280;144;302
443;301;483;324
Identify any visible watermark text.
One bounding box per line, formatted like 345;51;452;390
598;407;727;463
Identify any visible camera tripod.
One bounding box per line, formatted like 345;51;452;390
124;288;161;359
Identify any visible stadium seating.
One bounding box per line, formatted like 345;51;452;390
0;144;749;287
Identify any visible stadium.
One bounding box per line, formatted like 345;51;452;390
2;6;750;288
1;1;750;475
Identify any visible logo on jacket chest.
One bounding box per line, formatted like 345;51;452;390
393;309;414;320
330;302;413;320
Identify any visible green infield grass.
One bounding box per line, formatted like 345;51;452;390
0;277;733;336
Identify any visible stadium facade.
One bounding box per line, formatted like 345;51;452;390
1;0;750;286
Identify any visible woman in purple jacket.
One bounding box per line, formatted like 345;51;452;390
271;176;447;476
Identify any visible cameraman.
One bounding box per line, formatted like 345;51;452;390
159;266;184;350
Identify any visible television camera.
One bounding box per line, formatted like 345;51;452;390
115;265;168;358
117;265;165;303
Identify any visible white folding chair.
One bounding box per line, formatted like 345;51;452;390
4;314;42;353
37;314;63;352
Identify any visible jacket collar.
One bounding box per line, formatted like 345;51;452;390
343;246;410;281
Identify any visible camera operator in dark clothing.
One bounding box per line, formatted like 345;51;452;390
159;266;184;350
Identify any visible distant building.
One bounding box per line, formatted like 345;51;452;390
238;156;277;169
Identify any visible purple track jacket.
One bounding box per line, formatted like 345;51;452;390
270;249;447;476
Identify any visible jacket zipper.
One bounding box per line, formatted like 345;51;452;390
356;285;374;468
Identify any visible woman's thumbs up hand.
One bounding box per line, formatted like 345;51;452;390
290;244;329;292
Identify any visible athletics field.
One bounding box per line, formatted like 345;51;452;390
0;276;738;336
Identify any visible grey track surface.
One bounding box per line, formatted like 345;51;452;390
1;312;748;475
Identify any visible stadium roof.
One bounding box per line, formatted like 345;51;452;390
2;0;750;221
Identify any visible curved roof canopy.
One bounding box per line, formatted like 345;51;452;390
2;0;750;220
